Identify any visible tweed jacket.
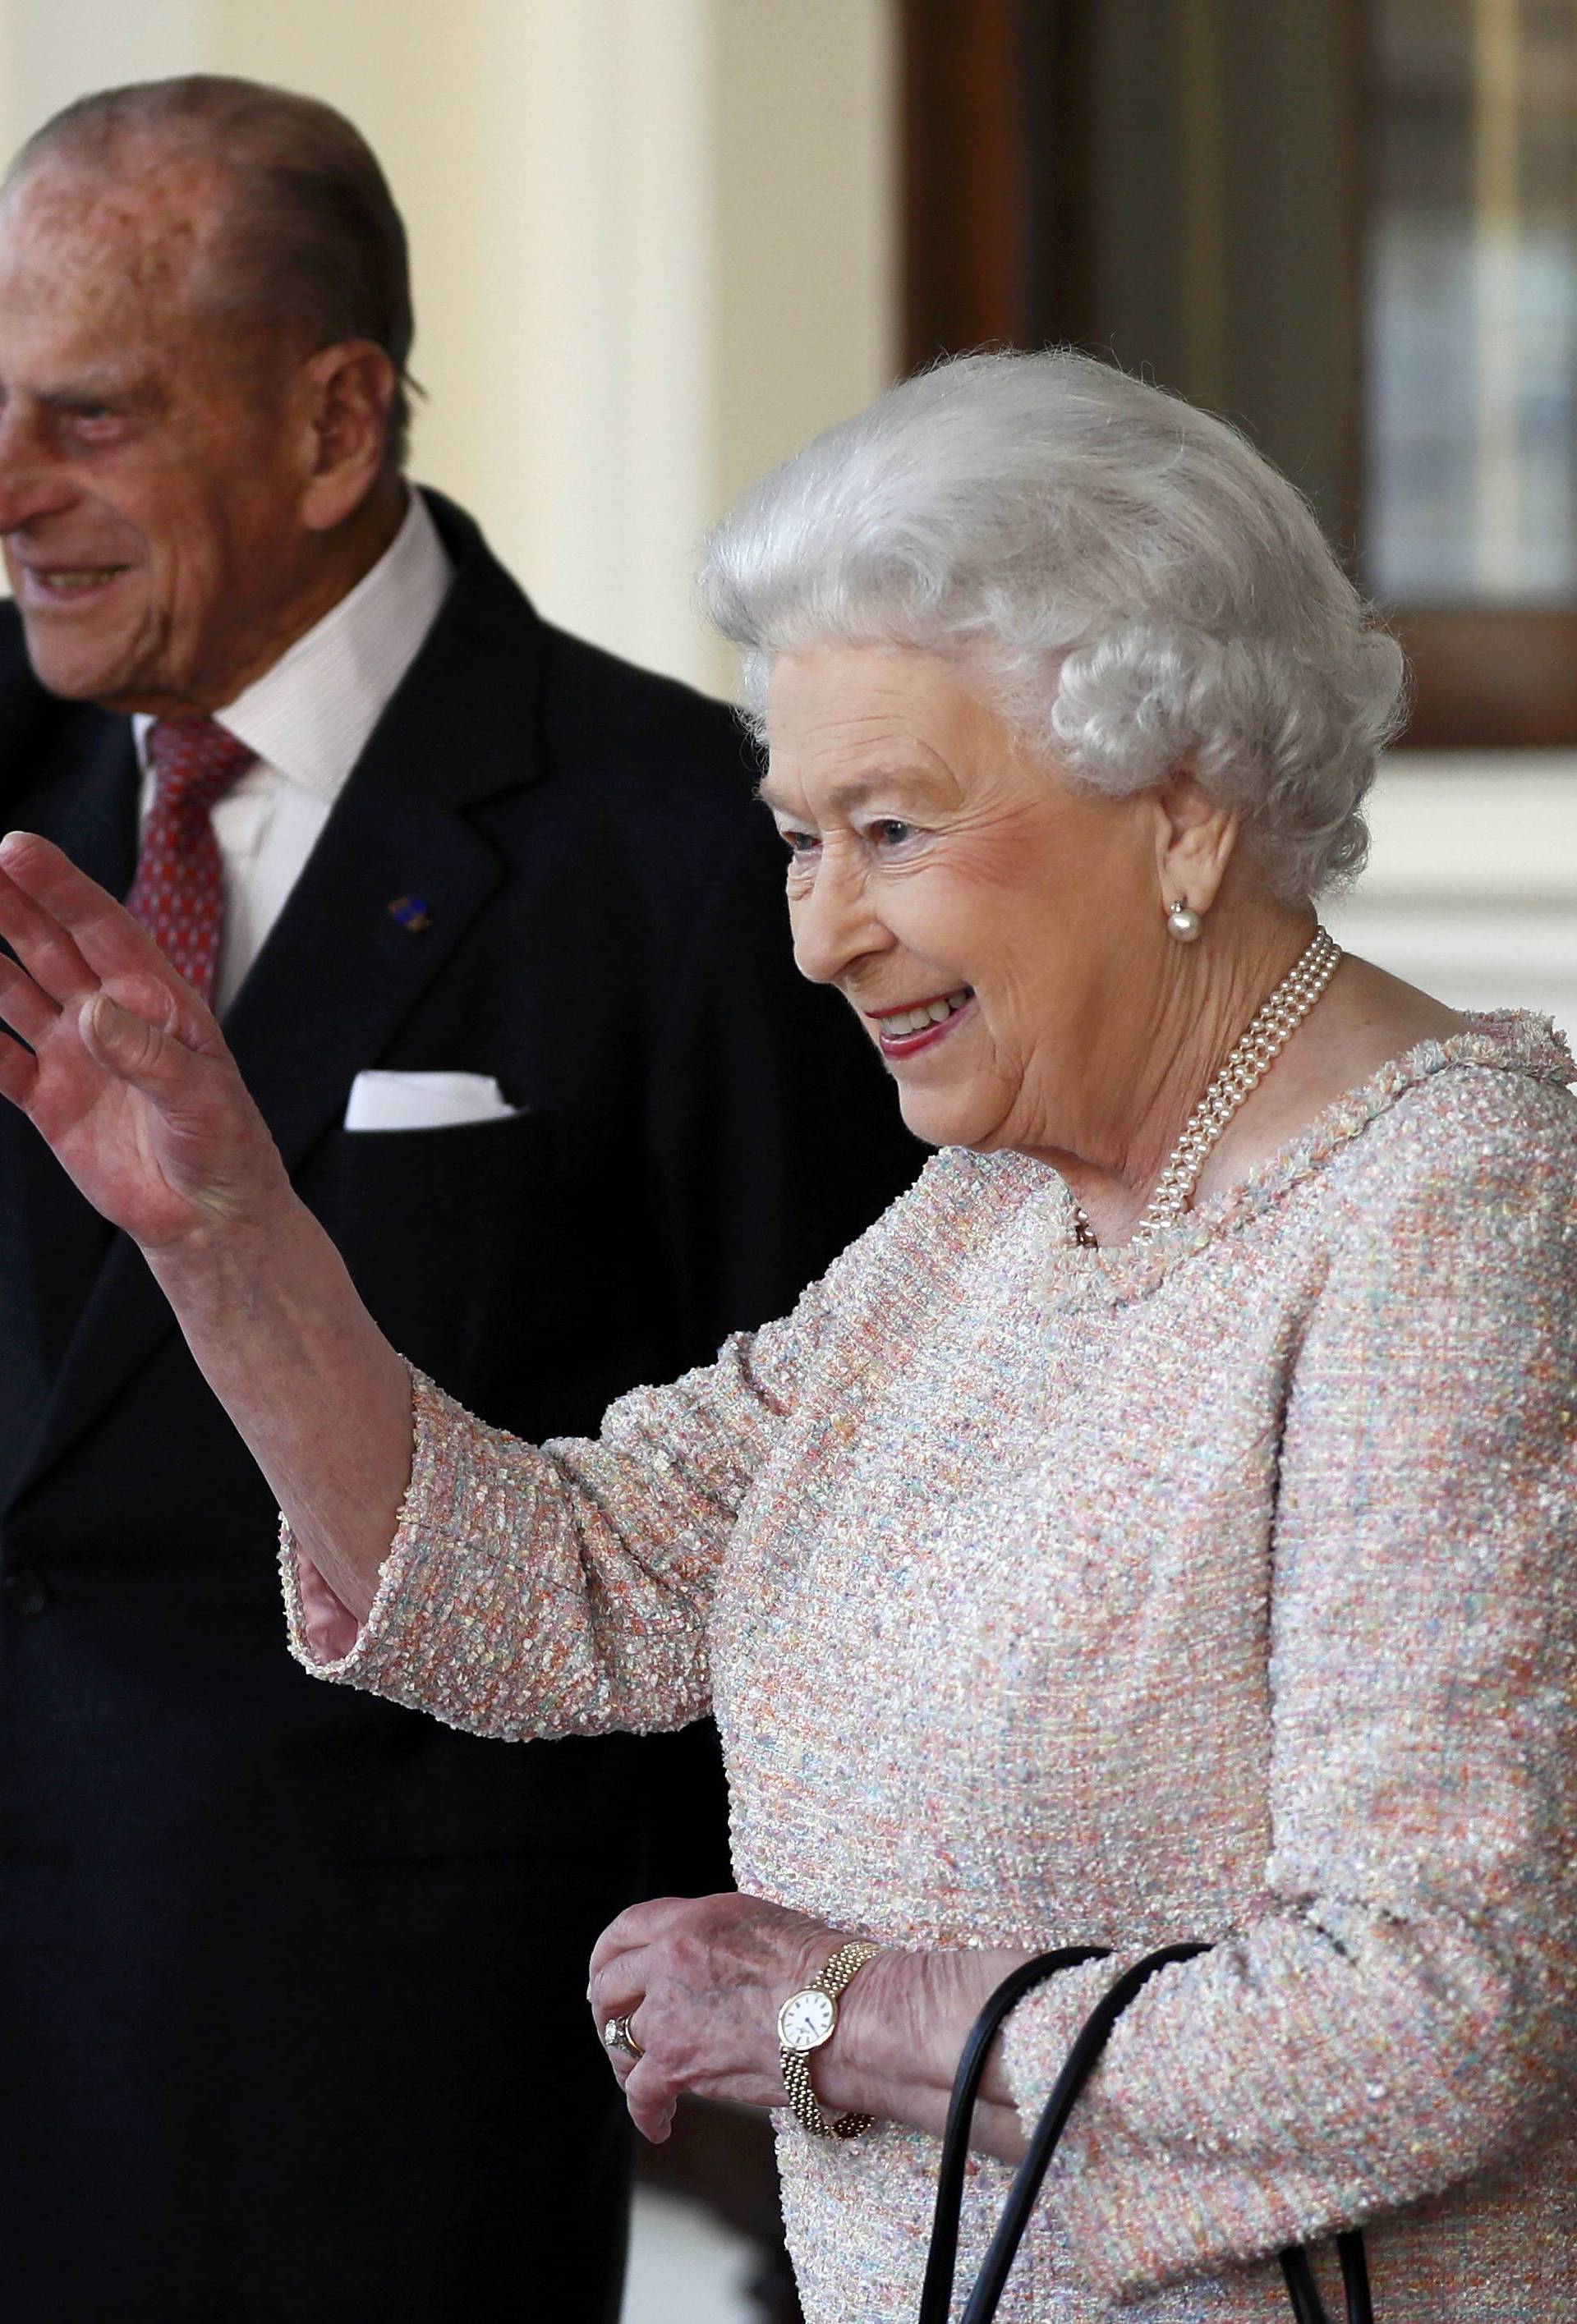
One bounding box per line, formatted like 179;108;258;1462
287;1015;1577;2323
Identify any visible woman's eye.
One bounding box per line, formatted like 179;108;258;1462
870;819;916;847
781;829;820;857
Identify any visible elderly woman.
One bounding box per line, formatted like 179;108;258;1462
0;352;1572;2322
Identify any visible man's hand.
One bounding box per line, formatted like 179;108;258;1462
0;830;288;1253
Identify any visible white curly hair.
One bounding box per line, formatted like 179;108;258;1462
699;351;1407;903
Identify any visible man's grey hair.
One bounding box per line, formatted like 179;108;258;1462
7;76;418;471
700;351;1407;903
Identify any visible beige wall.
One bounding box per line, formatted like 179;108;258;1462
0;0;897;693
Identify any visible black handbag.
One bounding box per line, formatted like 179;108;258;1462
917;1942;1374;2324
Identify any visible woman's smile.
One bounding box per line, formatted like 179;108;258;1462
866;985;974;1058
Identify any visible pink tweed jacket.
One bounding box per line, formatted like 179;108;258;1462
287;1016;1577;2322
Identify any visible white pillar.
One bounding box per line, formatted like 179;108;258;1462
465;0;720;686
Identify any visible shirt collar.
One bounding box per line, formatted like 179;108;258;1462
134;489;453;803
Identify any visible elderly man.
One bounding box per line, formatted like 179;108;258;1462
0;76;915;2324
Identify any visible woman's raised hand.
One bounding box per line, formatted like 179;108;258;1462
0;830;413;1617
0;831;288;1253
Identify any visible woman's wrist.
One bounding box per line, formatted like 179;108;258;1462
811;1941;1037;2146
146;1179;414;1618
144;1168;301;1307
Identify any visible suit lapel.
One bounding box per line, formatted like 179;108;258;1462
14;500;549;1503
223;500;544;1178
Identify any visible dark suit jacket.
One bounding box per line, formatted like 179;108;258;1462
0;493;920;2322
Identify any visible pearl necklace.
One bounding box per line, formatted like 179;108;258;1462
1071;925;1343;1251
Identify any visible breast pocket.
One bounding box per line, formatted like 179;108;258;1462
323;1109;558;1400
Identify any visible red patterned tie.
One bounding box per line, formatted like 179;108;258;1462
126;716;256;1003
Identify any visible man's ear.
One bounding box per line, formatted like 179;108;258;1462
1149;770;1239;916
297;341;398;530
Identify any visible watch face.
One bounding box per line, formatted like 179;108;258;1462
779;1988;837;2051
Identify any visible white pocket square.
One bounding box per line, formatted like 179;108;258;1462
343;1071;522;1132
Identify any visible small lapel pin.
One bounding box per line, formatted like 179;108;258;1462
388;895;434;934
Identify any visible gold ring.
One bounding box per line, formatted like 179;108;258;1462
604;2013;643;2060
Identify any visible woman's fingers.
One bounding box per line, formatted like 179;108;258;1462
0;916;206;1123
0;1024;39;1109
587;1895;695;1980
590;1949;663;2115
587;1943;653;2054
590;1976;650;2043
620;2056;678;2145
603;2000;650;2081
0;854;99;1012
595;1989;679;2143
78;992;193;1101
0;948;62;1047
0;834;285;1255
0;832;217;1045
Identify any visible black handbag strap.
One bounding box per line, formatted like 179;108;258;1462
1281;2234;1374;2324
916;1945;1111;2324
920;1940;1373;2324
956;1941;1209;2324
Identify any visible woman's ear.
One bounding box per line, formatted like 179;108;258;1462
1149;771;1239;917
296;341;398;532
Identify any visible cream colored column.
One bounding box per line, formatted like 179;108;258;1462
710;0;898;510
464;0;899;691
466;0;719;686
0;0;898;692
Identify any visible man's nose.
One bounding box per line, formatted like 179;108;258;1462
790;852;890;987
0;417;75;535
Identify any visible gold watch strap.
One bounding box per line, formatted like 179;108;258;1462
779;1939;881;2140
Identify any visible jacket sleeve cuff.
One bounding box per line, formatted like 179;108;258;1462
278;1363;445;1682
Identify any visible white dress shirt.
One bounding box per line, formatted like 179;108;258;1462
134;489;453;1015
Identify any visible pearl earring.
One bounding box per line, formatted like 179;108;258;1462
1166;899;1203;944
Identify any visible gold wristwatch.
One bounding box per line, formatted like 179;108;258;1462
777;1939;882;2138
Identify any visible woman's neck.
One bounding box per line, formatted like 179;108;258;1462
1052;941;1472;1247
1046;901;1320;1244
